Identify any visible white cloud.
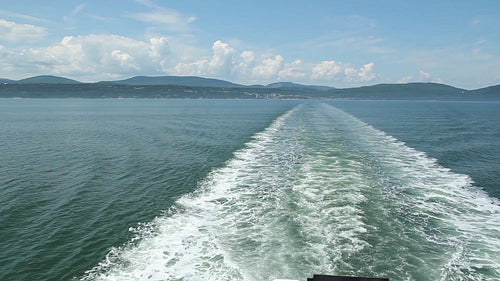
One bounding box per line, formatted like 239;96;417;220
174;59;208;76
398;70;443;84
209;40;234;74
173;40;235;77
240;51;255;64
311;60;344;79
149;37;170;59
418;70;444;83
232;50;255;77
111;49;138;70
278;59;306;80
130;1;196;33
358;62;376;81
419;70;431;80
251;55;284;79
398;75;413;83
0;19;47;43
149;37;170;71
311;60;376;83
0;35;378;86
9;34;171;80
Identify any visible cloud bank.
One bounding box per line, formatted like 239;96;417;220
0;31;377;85
171;40;376;85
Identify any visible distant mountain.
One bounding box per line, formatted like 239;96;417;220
106;76;244;87
470;84;500;96
16;75;81;84
266;82;335;91
329;82;464;100
1;74;499;101
0;78;14;83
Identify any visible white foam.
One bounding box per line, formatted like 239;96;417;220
81;107;310;281
80;103;500;281
320;103;500;279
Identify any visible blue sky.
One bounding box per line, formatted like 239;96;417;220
0;0;499;89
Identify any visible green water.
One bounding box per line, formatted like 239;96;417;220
0;99;499;281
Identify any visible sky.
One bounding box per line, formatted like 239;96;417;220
0;0;499;89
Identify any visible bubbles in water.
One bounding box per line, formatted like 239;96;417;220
80;103;500;281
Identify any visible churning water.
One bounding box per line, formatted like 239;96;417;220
1;100;499;281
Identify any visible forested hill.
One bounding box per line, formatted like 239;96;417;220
0;75;499;100
101;76;243;88
14;75;81;84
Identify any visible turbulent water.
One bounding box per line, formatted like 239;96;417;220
0;99;499;281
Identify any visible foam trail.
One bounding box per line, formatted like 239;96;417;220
80;107;309;281
80;103;500;281
318;103;500;280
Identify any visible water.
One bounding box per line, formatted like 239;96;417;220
328;101;500;199
0;99;499;281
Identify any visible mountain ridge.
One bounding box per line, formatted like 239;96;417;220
0;75;499;98
101;75;244;88
266;82;335;91
15;75;81;84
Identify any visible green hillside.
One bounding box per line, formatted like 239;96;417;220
0;76;499;100
107;76;243;87
16;75;81;84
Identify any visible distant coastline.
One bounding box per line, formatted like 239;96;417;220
1;75;499;100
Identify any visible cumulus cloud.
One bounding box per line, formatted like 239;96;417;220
251;55;284;79
398;70;443;84
358;62;376;81
0;19;47;43
155;40;377;85
312;60;344;79
0;35;378;86
278;59;307;80
13;34;171;79
209;40;234;74
398;75;413;84
232;50;256;77
174;59;208;76
240;51;255;64
111;49;138;70
174;40;235;77
311;60;376;82
419;70;431;80
149;37;170;58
